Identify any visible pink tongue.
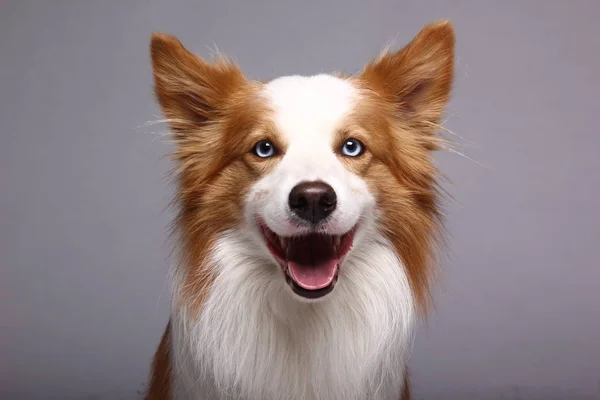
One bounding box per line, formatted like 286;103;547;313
286;234;339;290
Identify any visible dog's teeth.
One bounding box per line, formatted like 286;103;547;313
333;236;341;248
280;237;287;250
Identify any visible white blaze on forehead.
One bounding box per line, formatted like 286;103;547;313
263;74;359;150
254;74;369;237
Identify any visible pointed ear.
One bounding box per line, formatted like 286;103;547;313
150;33;247;131
361;21;455;129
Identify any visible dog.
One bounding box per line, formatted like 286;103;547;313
146;20;455;400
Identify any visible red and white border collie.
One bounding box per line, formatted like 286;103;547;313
146;21;455;400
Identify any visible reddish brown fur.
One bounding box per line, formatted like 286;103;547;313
147;21;454;399
146;322;171;400
148;35;274;399
151;34;283;313
401;371;411;400
351;21;454;310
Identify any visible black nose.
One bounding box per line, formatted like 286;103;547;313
288;181;337;224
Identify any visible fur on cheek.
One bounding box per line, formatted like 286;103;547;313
362;157;442;313
173;143;285;316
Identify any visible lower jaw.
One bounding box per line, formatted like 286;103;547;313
285;274;338;299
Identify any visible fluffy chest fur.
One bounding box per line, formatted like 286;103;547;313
171;229;414;400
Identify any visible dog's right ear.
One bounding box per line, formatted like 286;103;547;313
150;33;247;132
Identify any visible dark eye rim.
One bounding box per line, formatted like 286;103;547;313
252;139;278;158
340;138;365;157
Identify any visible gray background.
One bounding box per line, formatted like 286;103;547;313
2;1;599;399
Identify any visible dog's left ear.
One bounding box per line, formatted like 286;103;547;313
361;21;455;130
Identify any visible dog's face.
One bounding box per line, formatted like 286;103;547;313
151;21;454;308
246;75;374;299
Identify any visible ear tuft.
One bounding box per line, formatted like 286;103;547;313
150;32;185;58
361;21;455;130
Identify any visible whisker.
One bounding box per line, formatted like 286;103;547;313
424;121;490;169
443;147;491;169
425;120;479;148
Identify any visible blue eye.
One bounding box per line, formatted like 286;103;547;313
253;140;277;158
340;138;364;157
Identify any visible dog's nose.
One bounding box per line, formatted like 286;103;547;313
288;181;337;224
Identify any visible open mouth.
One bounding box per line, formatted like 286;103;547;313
259;222;356;299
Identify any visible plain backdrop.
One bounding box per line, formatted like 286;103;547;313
2;1;599;399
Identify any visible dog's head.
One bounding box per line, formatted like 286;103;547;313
151;22;454;309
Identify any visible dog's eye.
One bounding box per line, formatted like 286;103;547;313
253;140;277;158
340;138;364;157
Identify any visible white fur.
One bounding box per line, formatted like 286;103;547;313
252;75;368;237
170;75;416;400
